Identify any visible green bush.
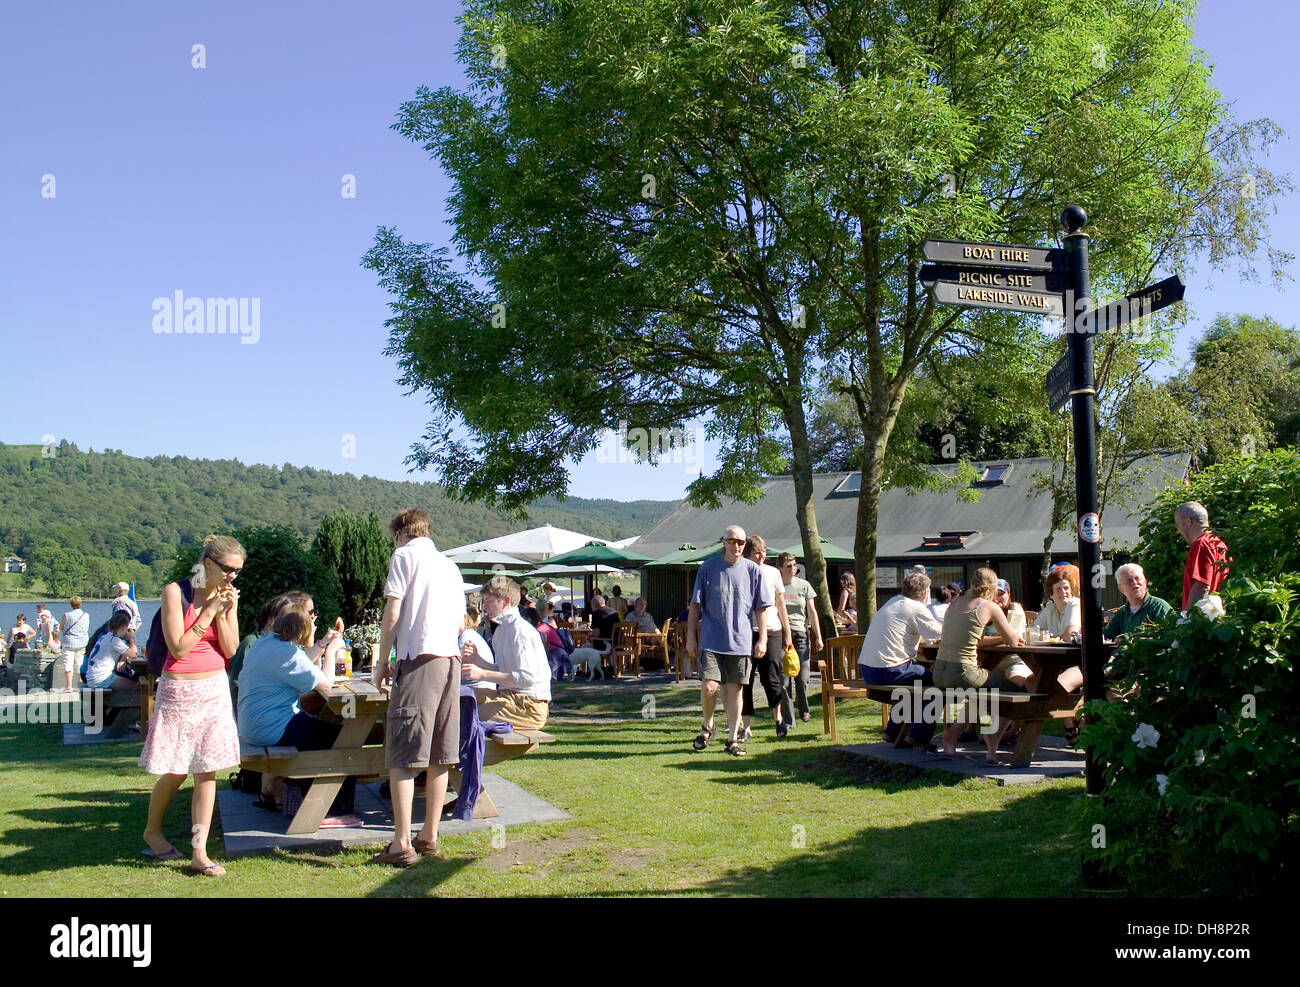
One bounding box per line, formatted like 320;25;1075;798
1135;448;1300;606
1081;449;1300;893
1078;574;1299;894
166;526;342;638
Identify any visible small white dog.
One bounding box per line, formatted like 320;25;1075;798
570;646;608;680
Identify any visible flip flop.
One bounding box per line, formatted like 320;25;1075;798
141;846;182;861
190;862;226;877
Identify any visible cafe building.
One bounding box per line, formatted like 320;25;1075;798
637;450;1191;620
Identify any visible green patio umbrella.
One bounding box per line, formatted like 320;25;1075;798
644;542;725;567
542;541;655;568
539;541;655;609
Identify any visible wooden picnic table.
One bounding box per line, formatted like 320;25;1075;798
915;639;1111;766
241;677;389;835
240;677;559;834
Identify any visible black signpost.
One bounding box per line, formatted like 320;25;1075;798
919;209;1186;889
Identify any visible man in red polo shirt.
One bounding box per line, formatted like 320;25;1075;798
1175;501;1231;611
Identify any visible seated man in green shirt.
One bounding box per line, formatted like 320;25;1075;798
1106;563;1174;639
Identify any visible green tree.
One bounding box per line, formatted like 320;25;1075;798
1133;447;1300;606
167;526;343;639
25;543;89;599
366;0;1286;624
1165;314;1300;465
311;511;390;625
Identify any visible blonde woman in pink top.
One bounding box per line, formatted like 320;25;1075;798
139;535;244;876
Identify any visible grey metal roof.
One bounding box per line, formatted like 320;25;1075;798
636;452;1191;562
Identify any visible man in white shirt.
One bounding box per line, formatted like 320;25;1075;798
462;574;552;730
371;509;467;868
858;569;944;749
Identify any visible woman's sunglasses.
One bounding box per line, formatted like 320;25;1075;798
207;558;242;576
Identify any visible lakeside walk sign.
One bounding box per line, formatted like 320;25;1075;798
920;238;1068;317
919;210;1187;865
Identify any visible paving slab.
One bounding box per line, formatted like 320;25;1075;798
833;734;1085;786
218;772;571;858
62;722;141;746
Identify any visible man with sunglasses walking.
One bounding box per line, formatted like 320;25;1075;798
685;524;772;756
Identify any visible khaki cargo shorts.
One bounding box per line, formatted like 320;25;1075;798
699;649;751;685
385;655;461;769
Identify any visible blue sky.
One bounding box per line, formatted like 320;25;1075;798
2;1;1296;503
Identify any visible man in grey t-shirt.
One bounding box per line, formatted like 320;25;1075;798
686;524;772;756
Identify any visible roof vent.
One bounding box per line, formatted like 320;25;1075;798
920;530;981;549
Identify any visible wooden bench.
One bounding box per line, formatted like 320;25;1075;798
856;680;1057;767
100;687;142;739
818;635;1081;767
240;727;557;834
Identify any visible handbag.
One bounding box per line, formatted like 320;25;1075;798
782;644;800;677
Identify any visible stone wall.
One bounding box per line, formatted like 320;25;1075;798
11;648;58;690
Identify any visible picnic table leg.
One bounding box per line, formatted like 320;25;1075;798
445;766;500;819
285;711;376;836
1010;718;1045;768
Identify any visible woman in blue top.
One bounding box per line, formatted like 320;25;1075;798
238;601;347;810
237;601;344;749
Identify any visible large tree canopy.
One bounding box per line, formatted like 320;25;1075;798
366;0;1287;618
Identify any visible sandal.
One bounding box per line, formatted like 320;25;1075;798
190;862;226;877
141;845;182;861
412;837;440;857
370;841;419;868
692;724;716;751
1064;722;1081;745
724;740;747;757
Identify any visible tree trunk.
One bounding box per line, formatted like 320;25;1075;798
783;395;838;637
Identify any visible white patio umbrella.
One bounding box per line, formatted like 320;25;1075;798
446;523;609;561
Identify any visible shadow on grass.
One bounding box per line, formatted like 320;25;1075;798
0;786;201;876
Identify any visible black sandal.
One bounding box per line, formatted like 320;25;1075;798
692;724;716;751
724;740;747;757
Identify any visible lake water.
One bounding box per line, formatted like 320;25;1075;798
2;600;162;640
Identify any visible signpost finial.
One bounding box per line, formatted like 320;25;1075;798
1062;205;1087;234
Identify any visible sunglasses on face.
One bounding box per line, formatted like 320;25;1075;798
723;537;744;544
208;558;242;576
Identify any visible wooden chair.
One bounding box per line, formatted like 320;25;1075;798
637;617;672;673
672;622;696;680
816;634;867;742
610;620;641;678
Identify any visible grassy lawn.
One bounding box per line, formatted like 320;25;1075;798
0;678;1086;897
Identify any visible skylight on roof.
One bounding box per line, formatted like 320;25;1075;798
978;464;1012;484
831;474;862;495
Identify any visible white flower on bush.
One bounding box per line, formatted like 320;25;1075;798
1194;594;1226;621
1156;774;1169;796
1194;749;1206;766
1132;722;1160;749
